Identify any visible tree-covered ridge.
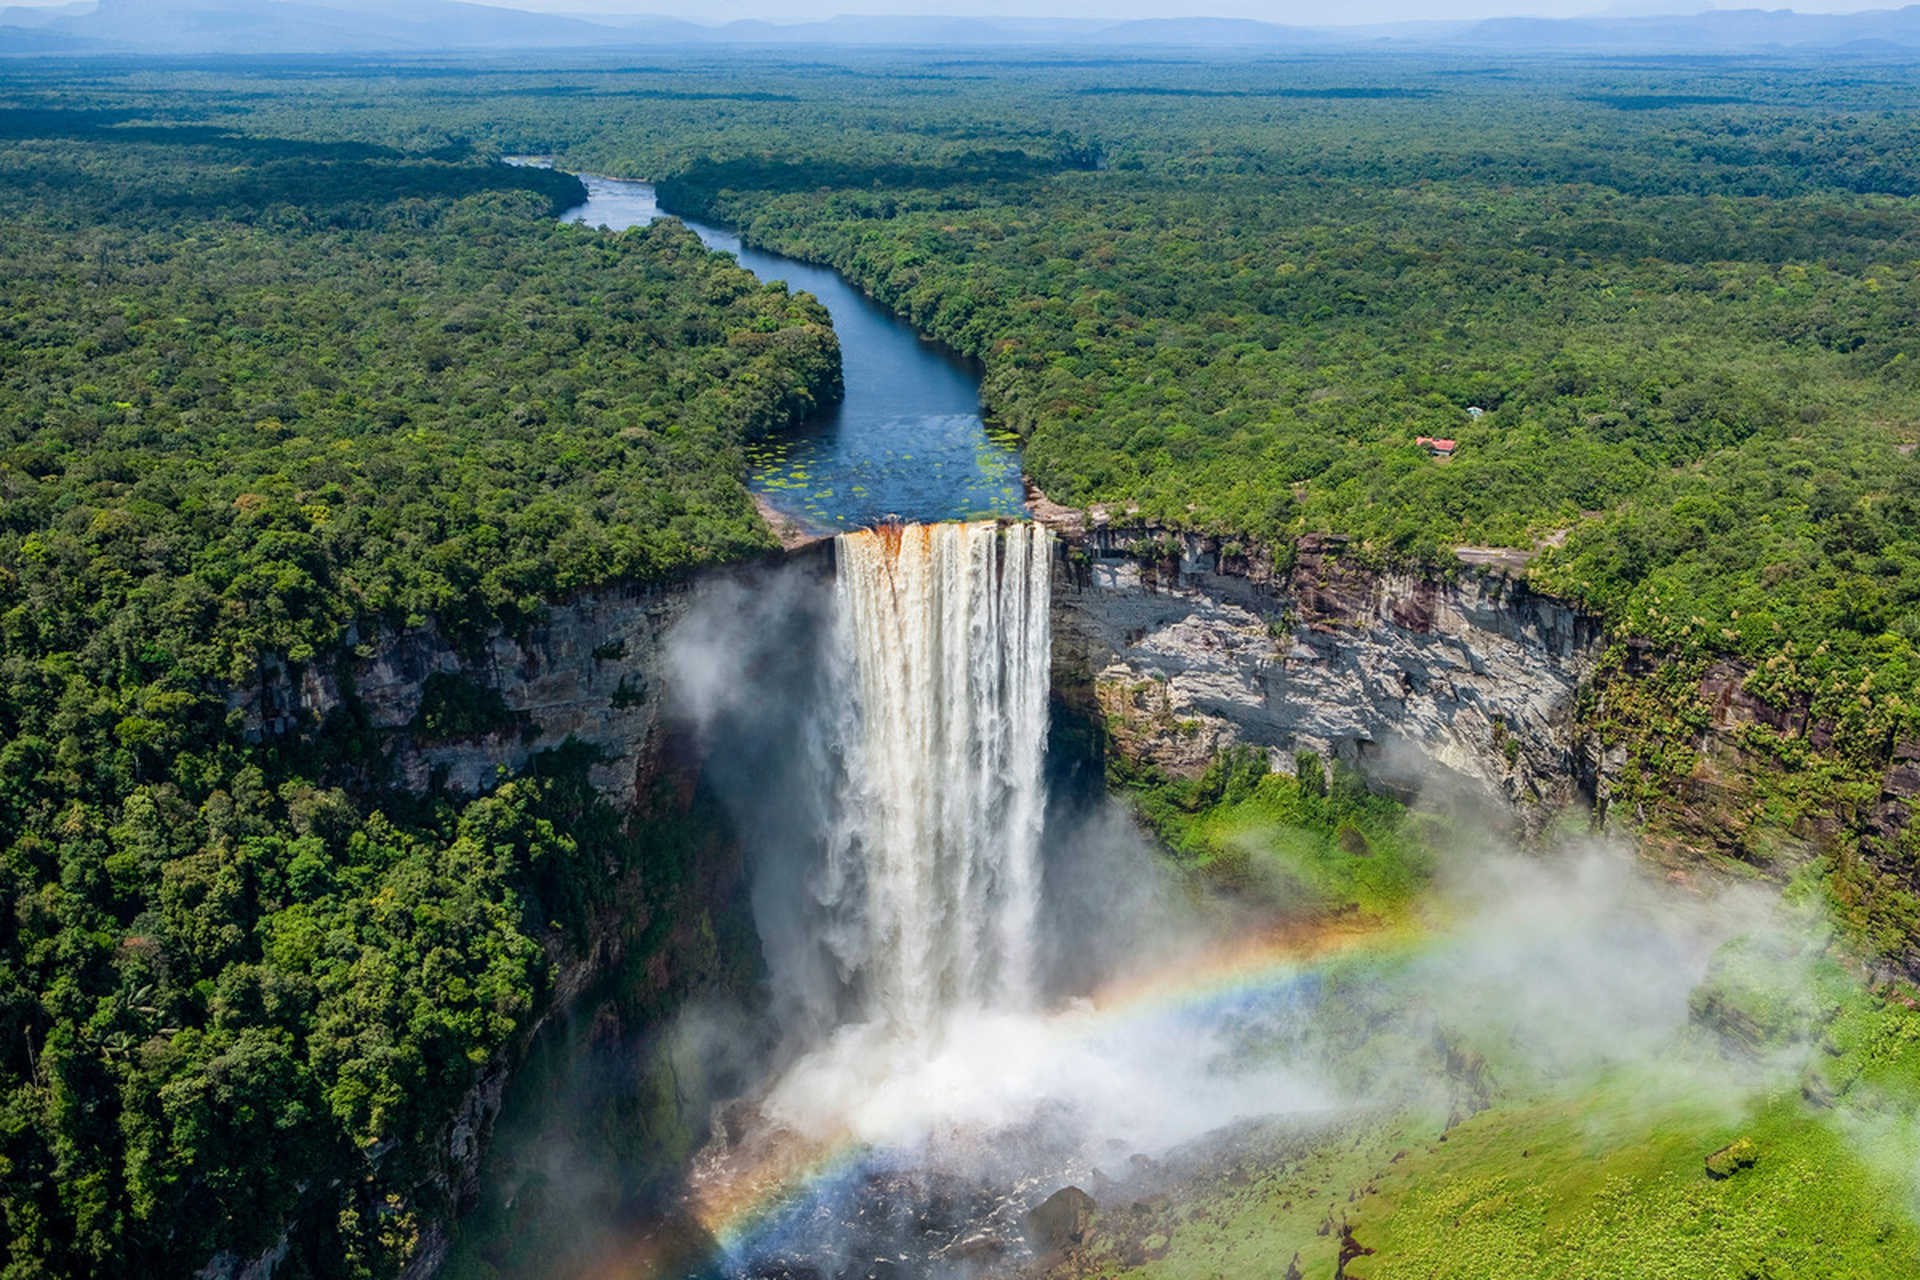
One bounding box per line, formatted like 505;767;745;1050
0;119;837;1275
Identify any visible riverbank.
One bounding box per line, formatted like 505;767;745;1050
552;169;1026;536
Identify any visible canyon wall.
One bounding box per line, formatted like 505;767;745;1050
210;551;830;1280
1049;528;1608;830
208;516;1910;1280
229;579;686;808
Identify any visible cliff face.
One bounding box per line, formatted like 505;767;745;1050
211;555;833;1280
227;579;693;806
1051;530;1607;829
195;513;1920;1280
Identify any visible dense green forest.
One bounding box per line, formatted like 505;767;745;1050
0;101;836;1275
500;49;1920;959
260;44;1920;952
628;60;1920;768
124;47;1918;764
9;46;1920;1277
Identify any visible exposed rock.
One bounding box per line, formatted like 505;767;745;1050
1024;476;1087;534
1336;1220;1376;1279
444;1063;508;1180
942;1229;1011;1262
218;554;831;1280
194;1230;290;1280
1025;1185;1097;1251
1051;527;1603;830
228;544;832;809
753;492;830;551
229;580;687;802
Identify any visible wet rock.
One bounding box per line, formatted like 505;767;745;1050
747;1259;823;1280
1285;1252;1305;1280
942;1229;1010;1263
1025;1185;1097;1251
1051;527;1602;835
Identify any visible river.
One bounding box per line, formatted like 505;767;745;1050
554;173;1026;535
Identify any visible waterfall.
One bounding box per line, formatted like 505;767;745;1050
823;520;1053;1041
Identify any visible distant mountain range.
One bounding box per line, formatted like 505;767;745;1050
8;0;1920;56
1466;5;1920;48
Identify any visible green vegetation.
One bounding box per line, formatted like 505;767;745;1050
625;58;1920;731
1064;1092;1920;1279
1356;1083;1916;1280
1704;1135;1760;1179
414;673;521;742
0;98;836;1276
1061;906;1920;1280
1115;747;1434;920
1087;736;1920;1278
9;45;1920;1278
536;49;1920;966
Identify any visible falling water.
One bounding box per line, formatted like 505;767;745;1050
824;520;1053;1041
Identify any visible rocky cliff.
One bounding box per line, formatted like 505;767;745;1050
210;550;832;1280
1047;521;1920;976
203;511;1920;1280
1049;528;1607;830
229;579;688;805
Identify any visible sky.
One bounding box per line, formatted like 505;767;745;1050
1;0;1903;28
472;0;1906;20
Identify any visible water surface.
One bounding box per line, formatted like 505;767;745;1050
558;175;1025;534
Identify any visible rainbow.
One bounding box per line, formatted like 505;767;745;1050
574;917;1416;1279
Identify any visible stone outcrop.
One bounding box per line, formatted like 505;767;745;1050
229;542;833;806
1050;529;1606;828
214;549;831;1280
229;581;688;804
1026;1185;1097;1252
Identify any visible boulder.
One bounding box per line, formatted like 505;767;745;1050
1705;1136;1759;1179
1025;1185;1097;1251
943;1230;1010;1263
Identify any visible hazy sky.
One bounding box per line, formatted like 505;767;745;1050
493;0;1900;20
3;0;1902;26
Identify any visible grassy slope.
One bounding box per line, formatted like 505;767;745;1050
1066;1080;1919;1280
1079;768;1920;1279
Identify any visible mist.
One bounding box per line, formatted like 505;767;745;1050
9;0;1920;56
644;537;1825;1279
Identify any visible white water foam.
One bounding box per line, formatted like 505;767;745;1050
823;520;1053;1042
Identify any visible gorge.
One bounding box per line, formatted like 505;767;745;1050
226;174;1669;1279
421;169;1918;1278
261;511;1642;1278
375;505;1779;1279
13;58;1920;1280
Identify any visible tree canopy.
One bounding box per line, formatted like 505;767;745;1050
0;99;837;1276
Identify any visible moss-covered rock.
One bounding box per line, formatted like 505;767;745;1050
1705;1136;1760;1180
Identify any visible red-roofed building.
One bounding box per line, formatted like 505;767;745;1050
1415;436;1457;457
